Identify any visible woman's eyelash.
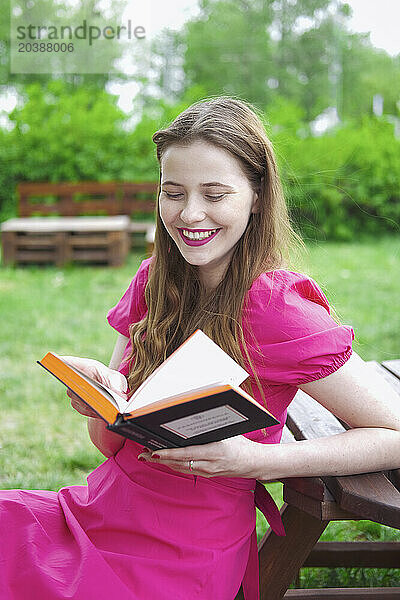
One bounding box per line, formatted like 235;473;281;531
205;194;225;200
163;192;183;199
163;191;225;201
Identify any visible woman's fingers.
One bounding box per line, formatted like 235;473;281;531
61;355;128;396
146;439;228;462
68;391;99;418
98;368;128;395
60;355;128;418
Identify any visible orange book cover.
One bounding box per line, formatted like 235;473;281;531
38;331;279;450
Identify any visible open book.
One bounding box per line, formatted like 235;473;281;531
38;330;279;450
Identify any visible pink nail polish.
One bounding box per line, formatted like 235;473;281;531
138;456;146;462
152;454;160;459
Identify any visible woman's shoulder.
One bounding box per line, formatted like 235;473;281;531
127;256;153;311
106;257;153;335
244;269;354;385
248;268;331;314
135;256;153;285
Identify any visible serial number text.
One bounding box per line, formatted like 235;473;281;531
18;42;74;53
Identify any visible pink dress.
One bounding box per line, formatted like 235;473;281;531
0;259;354;600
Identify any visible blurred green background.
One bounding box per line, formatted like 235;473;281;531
1;0;400;240
0;0;399;590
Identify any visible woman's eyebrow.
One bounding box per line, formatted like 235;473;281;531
161;180;235;190
201;182;235;190
161;180;182;186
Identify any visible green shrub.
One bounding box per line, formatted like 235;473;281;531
276;116;400;240
0;81;159;221
1;87;399;241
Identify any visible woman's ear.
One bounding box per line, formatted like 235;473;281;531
251;177;263;214
251;191;260;214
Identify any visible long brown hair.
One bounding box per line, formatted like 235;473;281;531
127;97;302;413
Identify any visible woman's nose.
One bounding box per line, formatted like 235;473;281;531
179;196;206;224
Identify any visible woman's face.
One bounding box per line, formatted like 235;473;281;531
159;140;259;290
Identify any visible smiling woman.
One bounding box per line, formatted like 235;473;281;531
159;141;259;289
1;97;400;600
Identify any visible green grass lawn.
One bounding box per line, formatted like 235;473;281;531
0;236;399;588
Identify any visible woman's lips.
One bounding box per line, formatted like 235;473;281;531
177;228;221;247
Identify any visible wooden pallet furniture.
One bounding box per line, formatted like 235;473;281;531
1;182;158;266
1;216;131;267
235;359;400;599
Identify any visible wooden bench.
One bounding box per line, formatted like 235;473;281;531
235;359;400;599
1;182;157;266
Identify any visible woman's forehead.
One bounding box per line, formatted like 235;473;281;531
161;141;249;185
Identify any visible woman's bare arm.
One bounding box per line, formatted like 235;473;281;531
254;352;400;480
141;352;400;481
87;333;130;458
108;333;130;370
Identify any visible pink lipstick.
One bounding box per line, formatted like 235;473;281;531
178;228;220;247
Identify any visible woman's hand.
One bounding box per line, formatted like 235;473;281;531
61;355;128;418
138;435;267;479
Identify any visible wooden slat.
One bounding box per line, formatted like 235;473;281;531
282;477;331;502
281;425;296;444
1;216;130;232
69;200;120;215
123;200;156;213
128;221;156;233
57;233;69;260
108;231;129;267
17;182;157;218
388;469;400;490
368;361;400;394
382;359;400;382
287;389;400;528
122;182;158;193
20;205;62;216
257;504;328;600
72;250;109;261
1;231;17;265
18;181;120;194
368;362;400;492
16;250;57;262
304;541;400;567
283;485;359;521
284;589;400;599
325;472;400;529
13;236;60;247
68;235;110;246
327;362;400;527
287;390;346;440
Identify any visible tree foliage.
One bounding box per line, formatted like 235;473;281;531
0;0;127;89
274;115;400;239
1;0;399;240
146;0;400;123
0;80;156;219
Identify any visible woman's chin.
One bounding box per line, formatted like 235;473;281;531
179;254;209;267
174;243;212;265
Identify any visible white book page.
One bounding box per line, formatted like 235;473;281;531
126;330;249;411
65;362;128;413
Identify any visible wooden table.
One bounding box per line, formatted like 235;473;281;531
1;182;158;266
1;216;131;267
235;359;400;599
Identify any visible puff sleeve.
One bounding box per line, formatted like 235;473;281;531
244;270;355;387
106;258;151;336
